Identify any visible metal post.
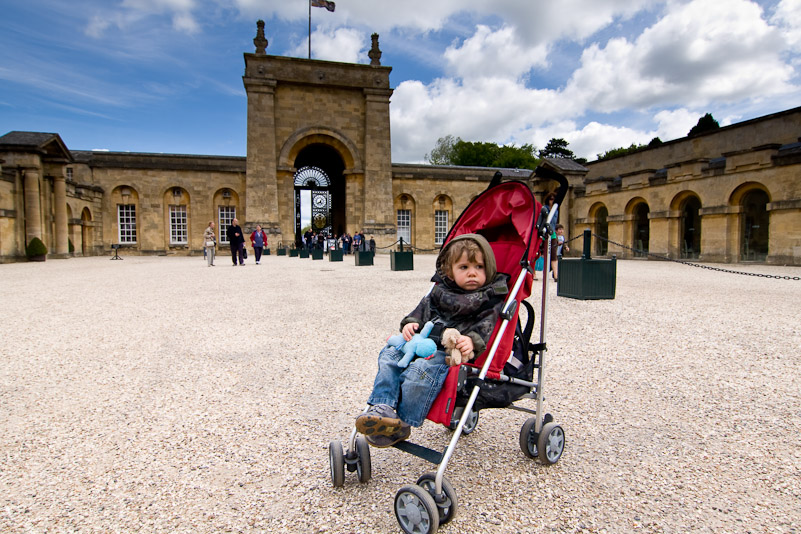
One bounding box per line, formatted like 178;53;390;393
399;237;404;252
582;228;592;260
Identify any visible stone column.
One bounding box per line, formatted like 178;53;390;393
23;168;42;244
362;88;395;245
243;73;280;235
54;172;69;255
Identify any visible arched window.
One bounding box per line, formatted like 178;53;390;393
595;206;608;256
294;166;330;187
633;203;650;256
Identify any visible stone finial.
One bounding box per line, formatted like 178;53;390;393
368;33;382;66
253;20;268;54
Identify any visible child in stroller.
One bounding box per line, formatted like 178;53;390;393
355;234;509;447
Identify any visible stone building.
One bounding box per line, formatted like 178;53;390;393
569;107;801;265
0;22;799;264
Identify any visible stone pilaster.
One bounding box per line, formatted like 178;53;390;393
243;74;280;235
362;88;395;243
54;173;69;256
23;168;42;244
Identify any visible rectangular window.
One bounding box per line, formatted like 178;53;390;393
218;206;236;244
397;209;411;245
118;204;137;243
434;210;449;245
66;168;73;180
169;205;188;244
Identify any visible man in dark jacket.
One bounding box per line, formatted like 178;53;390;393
227;218;245;266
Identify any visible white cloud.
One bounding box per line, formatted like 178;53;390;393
564;0;795;111
443;25;548;80
287;27;367;63
653;108;702;140
772;0;801;48
565;121;655;160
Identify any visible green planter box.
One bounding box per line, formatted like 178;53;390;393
311;249;324;260
329;249;343;262
264;248;270;256
355;250;373;266
277;248;287;256
289;249;299;257
299;249;310;258
391;250;414;271
557;257;617;300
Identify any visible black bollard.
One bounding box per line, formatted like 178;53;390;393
582;229;592;260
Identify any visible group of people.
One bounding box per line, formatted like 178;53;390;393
203;218;269;267
300;229;375;254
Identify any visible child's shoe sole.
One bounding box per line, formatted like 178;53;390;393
356;413;404;436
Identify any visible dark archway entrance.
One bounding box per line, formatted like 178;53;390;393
741;189;769;261
681;197;701;258
595;206;608;256
633;203;650;257
293;144;346;245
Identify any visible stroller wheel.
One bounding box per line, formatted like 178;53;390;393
448;407;479;435
328;440;345;487
395;484;440;534
354;436;371;483
519;417;539;459
537;422;565;465
416;472;458;525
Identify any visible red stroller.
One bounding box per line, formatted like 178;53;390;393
329;166;569;534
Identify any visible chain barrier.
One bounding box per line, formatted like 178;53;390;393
588;233;800;281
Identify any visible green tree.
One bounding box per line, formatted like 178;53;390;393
425;135;460;165
688;113;720;137
538;138;575;159
426;136;539;168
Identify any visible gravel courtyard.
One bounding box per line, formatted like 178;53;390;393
1;253;799;533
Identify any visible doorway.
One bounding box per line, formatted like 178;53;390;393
740;189;769;261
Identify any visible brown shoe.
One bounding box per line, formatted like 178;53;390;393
356;404;404;437
365;424;411;448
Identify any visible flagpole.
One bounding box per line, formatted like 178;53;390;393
308;0;311;59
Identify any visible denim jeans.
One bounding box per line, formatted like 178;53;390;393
367;345;450;427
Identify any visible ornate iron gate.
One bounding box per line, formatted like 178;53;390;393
294;166;331;243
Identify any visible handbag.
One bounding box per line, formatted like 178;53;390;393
205;240;214;247
243;248;248;259
535;256;544;271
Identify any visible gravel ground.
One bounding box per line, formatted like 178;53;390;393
1;253;799;534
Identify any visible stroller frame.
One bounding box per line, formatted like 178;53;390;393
329;166;569;534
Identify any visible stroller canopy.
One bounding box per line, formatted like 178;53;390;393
444;180;540;278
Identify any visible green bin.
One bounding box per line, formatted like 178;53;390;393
329;249;343;262
289;248;299;257
311;249;324;260
299;249;310;258
391;251;414;271
277;247;286;256
556;230;616;300
355;250;373;266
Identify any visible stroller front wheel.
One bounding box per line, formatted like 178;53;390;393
519;417;539;459
537;422;565;465
354;435;372;483
329;440;345;487
395;484;440;534
416;472;458;524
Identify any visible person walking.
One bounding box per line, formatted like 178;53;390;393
203;221;216;267
250;224;268;265
227;218;245;266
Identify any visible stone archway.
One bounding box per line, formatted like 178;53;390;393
633;202;650;256
740;189;769;261
680;196;702;259
293;143;346;244
81;207;92;256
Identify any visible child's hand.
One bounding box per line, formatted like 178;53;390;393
402;322;419;342
456;335;474;358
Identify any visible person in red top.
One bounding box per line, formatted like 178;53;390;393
250;224;268;264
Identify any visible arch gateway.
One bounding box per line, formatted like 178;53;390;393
1;22;800;264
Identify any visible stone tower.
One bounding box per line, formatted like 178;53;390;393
242;23;395;246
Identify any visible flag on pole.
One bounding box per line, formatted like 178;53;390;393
311;0;335;12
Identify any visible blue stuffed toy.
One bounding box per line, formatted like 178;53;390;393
387;321;438;368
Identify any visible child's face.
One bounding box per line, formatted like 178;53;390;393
451;250;486;291
556;227;564;235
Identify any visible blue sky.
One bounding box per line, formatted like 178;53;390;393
1;0;799;163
